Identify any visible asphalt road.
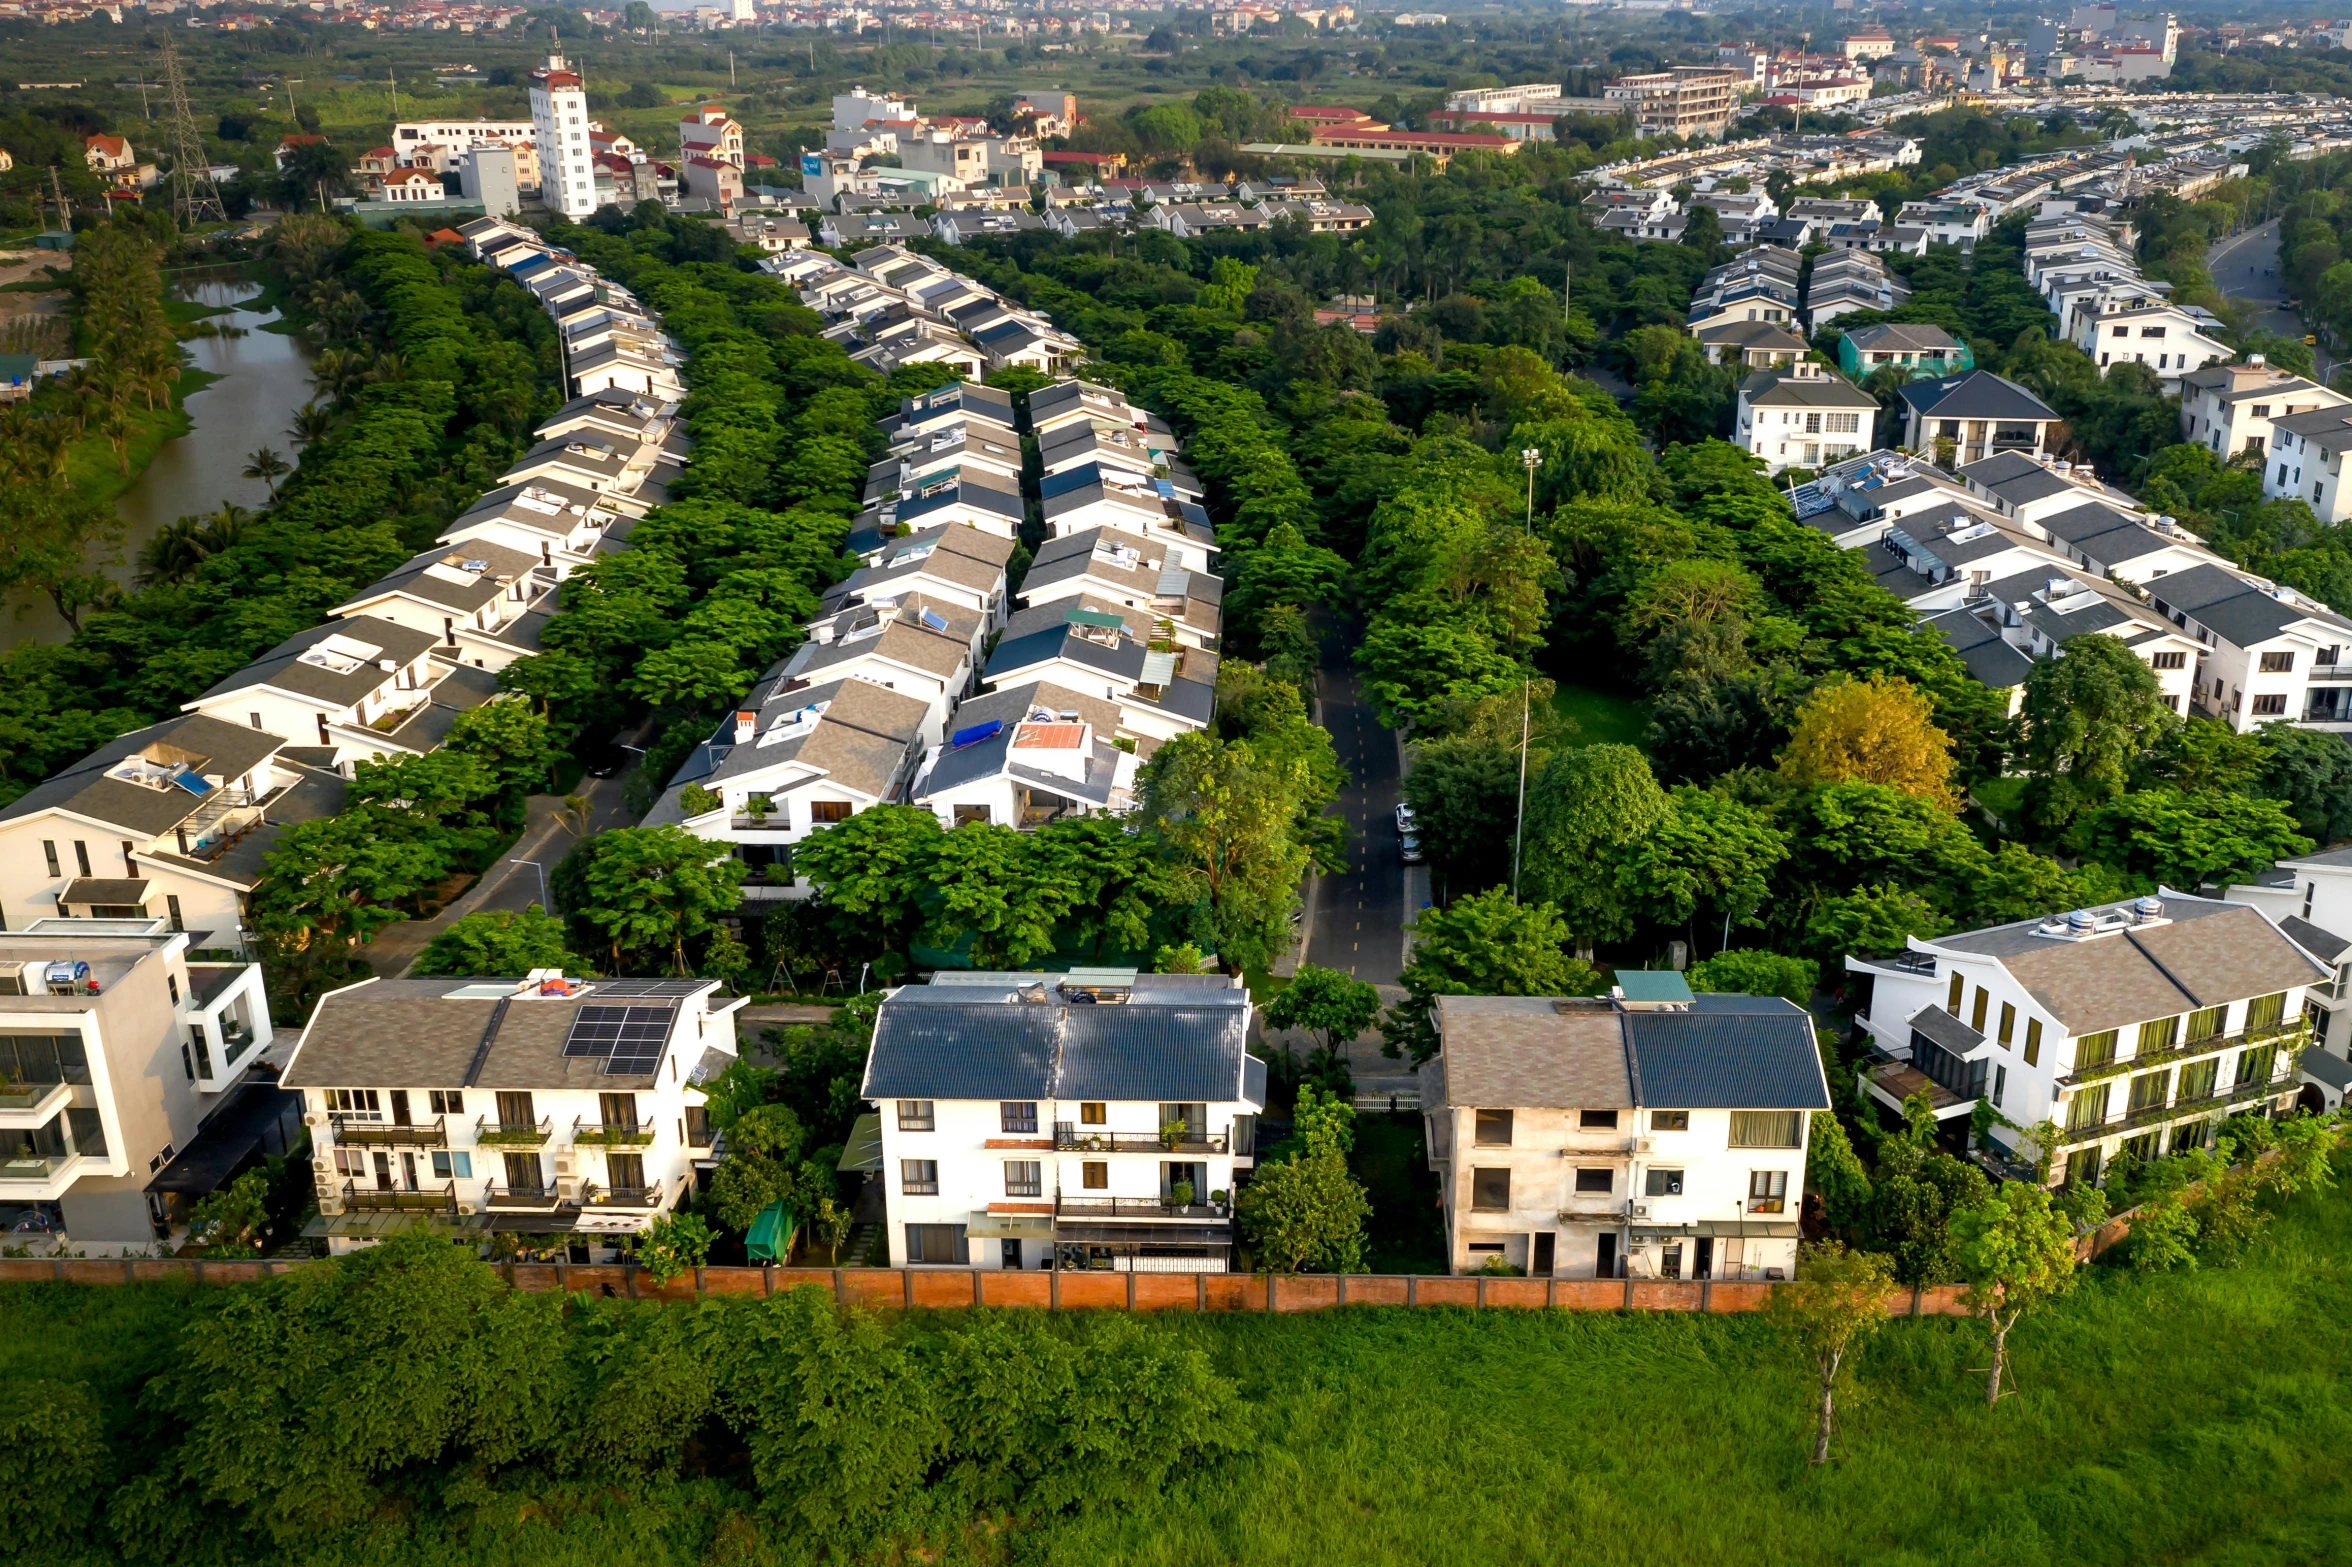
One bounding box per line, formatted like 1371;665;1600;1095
2209;218;2331;378
1304;634;1410;986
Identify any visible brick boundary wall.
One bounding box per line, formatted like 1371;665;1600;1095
0;1257;1977;1317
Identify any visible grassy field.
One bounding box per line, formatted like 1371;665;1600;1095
4;1188;2350;1563
1552;680;1652;750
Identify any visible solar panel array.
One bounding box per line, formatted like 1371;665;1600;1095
562;980;697;1076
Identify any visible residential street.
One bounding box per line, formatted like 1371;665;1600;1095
1303;629;1411;987
351;768;636;978
2209;218;2331;378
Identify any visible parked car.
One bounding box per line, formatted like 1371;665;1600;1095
1399;831;1425;864
1395;803;1416;835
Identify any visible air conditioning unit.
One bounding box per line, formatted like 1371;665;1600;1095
1631;1203;1651;1219
553;1151;577;1179
305;1111;323;1127
1634;1137;1655;1155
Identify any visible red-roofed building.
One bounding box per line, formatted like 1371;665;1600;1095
381;168;446;202
274;133;326;172
1307;125;1519;163
357;146;400;177
1288;104;1378;127
84;133;135;172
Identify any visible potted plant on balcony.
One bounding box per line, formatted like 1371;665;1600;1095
1159;1118;1188;1151
1168;1180;1195;1210
745;793;773;825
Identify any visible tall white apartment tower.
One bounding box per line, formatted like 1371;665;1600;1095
530;55;598;220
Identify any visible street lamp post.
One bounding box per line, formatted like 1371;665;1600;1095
1521;446;1541;528
1513;447;1542;902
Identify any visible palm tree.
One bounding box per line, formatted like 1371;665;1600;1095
199;503;252;553
137;514;215;586
286;401;336;448
370;350;407;384
242;446;291;499
102;405;134;476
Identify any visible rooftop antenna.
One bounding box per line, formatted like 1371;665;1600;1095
161;35;226;228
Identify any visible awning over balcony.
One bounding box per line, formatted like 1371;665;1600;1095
145;1076;302;1195
1052;1222;1232;1245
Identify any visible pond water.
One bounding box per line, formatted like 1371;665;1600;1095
1;271;319;648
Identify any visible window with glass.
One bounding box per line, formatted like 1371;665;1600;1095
2236;1045;2276;1087
1645;1168;1684;1197
428;1090;464;1116
430;1151;475;1179
1574;1168;1613;1193
2024;1018;2042;1067
1080;1102;1107;1125
1947;971;1965;1011
0;1034;92;1087
1578;1109;1619;1129
2244;992;2287;1032
2185;1006;2226;1044
2138;1016;2179;1054
1000;1101;1038;1134
1729;1110;1803;1148
2066;1082;2111;1131
2127;1068;2173;1113
1003;1160;1042;1198
896;1099;935;1131
1998;1003;2015;1047
2171;1119;2210;1155
900;1158;940;1195
1650;1110;1689;1132
1474;1109;1514;1147
2065;1146;2103;1188
1470;1168;1511;1211
327;1088;382;1119
684;1106;710;1147
2074;1030;2118;1070
1970;988;1989;1032
1082;1160;1108;1189
1747;1169;1789;1214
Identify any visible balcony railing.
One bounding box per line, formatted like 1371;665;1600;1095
1053;1124;1228;1154
475;1115;552;1148
341;1180;457;1214
2057;1075;2292;1147
2058;1022;2309;1088
583;1183;661;1208
572;1117;654;1147
0;1081;73;1116
331;1114;448;1148
483;1183;565;1210
0;1153;71;1182
1055;1196;1229;1222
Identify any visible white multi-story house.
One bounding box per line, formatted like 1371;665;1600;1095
438;478;628;578
328;542;557;675
1019;526;1224;652
285;972;737;1253
529;55;598;220
909;682;1138;827
2142;563;2352;731
775;595;983;742
1038;421;1198;495
1734;363;1879;474
1420;980;1827;1281
2178;358;2346;461
0;918;275;1250
0;713;345;954
2227;848;2352;1104
1847;893;2319;1187
2264;403;2352;525
646;671;931;900
982;613;1216;747
869;418;1025;502
861;969;1264;1272
821;523;1015;631
180;616;501;770
1899;370;2062;468
1039;466;1219;572
2073;301;2231;389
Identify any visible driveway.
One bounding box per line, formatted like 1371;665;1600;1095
2209;218;2330;378
1302;631;1412;986
356;771;635;977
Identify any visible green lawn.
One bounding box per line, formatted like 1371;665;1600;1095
1552;680;1652;750
8;1190;2350;1564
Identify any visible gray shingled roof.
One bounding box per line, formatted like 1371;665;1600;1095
1740;371;1878;409
193;616;440;709
1625;996;1831;1110
861;978;1254;1102
1844;322;1965;353
2282;914;2352;964
0;713;286;835
284;976;719;1091
1901;370;2057;423
1430;997;1632;1110
1934;897;2326;1036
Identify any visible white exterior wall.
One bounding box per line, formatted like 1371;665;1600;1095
2266;428;2352;526
1736;393;1870;474
876;1094;1247;1268
2182;382;2347;461
530;63;598;221
1856;934;2309;1176
1435;1104;1805;1280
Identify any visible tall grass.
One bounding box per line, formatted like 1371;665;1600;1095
4;1194;2349;1565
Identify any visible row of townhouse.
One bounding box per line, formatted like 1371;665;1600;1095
0;225;683;960
0;217;697;1253
646;370;1226;899
1796;445;2352;734
763;243;1086;382
1686;247;1932;382
1847;891;2324;1188
2022;201;2230;393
